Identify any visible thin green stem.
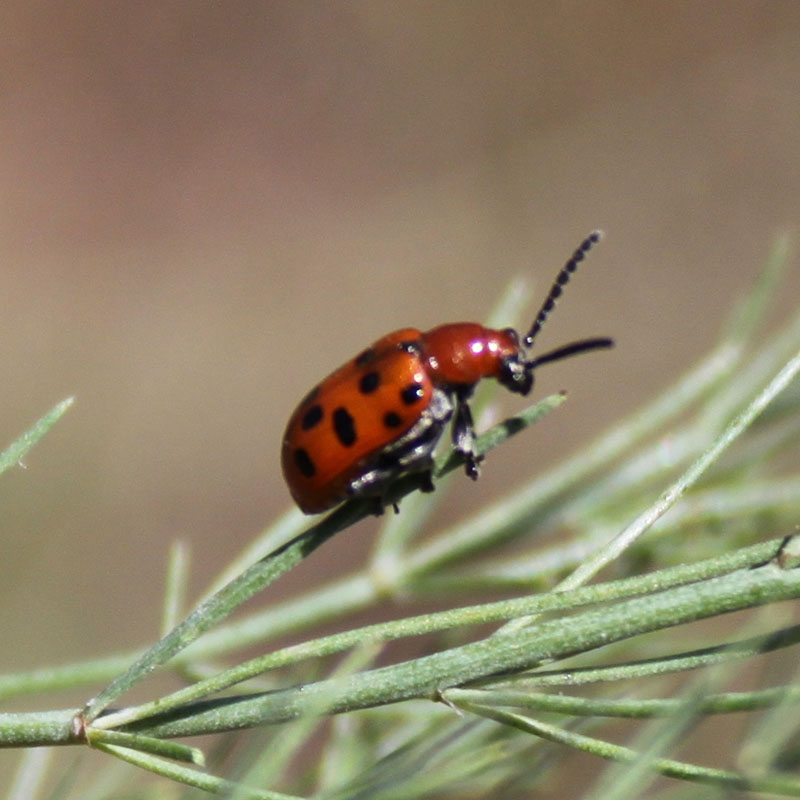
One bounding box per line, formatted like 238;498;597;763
445;684;800;719
86;727;204;765
0;397;74;477
161;540;190;636
0;710;80;748
454;701;800;796
7;748;53;800
504;622;800;689
93;743;304;800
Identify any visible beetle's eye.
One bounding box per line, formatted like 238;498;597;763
502;328;519;346
399;339;422;355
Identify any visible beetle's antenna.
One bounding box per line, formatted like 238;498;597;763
526;336;614;370
523;230;603;349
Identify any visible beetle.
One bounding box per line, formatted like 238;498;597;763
281;230;613;514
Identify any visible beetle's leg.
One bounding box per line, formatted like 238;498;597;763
353;464;433;515
417;469;436;493
371;497;387;516
347;391;451;511
452;390;483;479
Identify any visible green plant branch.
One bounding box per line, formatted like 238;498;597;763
720;232;793;345
89;536;791;732
82;499;363;722
510;622;800;689
0;528;793;709
0;536;788;734
10;610;800;752
115;553;800;739
92;742;303;800
0;710;80;748
452;699;800;797
445;684;800;719
86;727;204;765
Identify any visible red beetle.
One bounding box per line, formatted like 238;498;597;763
282;231;613;514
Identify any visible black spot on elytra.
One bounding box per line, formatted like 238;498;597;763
383;411;403;428
401;382;424;405
293;448;316;478
301;404;324;430
359;371;380;394
333;407;357;447
355;347;377;366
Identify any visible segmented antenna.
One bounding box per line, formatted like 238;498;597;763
523;230;603;349
526;336;614;370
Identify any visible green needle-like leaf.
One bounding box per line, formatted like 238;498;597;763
0;397;74;477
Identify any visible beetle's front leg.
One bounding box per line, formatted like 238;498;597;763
452;390;483;479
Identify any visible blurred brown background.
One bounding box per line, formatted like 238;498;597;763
1;0;798;750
